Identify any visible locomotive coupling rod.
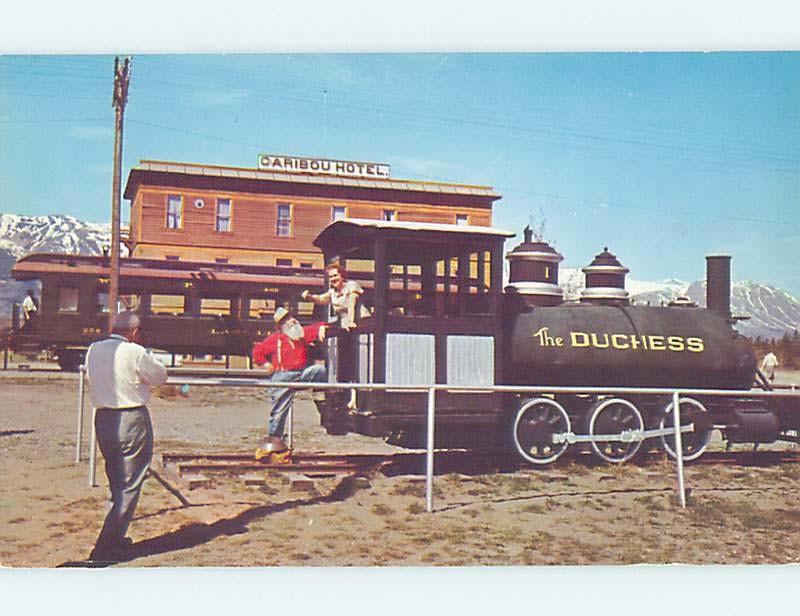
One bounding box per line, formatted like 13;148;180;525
555;423;695;445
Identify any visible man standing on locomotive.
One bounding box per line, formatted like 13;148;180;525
302;262;365;382
252;307;328;452
301;263;363;331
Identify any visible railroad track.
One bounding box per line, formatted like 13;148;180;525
160;447;800;484
161;451;398;477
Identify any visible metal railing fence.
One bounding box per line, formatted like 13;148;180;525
75;367;800;512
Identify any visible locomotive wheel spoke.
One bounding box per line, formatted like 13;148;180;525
588;398;644;464
513;398;571;466
659;397;712;462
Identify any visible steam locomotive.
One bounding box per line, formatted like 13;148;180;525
312;220;799;465
11;218;799;465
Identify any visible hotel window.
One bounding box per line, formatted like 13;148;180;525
332;205;347;221
456;214;469;226
166;195;183;229
382;209;397;221
276;203;292;237
216;198;232;232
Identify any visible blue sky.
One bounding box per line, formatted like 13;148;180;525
1;52;798;293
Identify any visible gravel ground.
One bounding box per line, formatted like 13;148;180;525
2;365;800;568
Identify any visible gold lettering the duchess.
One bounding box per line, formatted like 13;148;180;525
559;331;704;353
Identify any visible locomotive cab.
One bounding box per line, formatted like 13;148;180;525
313;219;514;447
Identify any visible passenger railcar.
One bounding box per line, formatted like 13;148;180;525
10;253;329;370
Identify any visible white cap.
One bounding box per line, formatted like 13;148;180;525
273;306;290;324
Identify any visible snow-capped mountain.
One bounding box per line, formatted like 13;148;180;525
0;213;112;325
559;267;800;340
0;213;110;258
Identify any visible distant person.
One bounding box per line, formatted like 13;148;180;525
251;307;328;450
85;311;168;563
761;351;779;382
302;263;364;330
21;290;38;328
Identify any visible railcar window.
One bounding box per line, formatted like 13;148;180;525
249;298;276;319
97;291;110;313
276;258;292;267
200;298;231;317
58;288;79;312
166;195;183;229
332;205;347;221
216;198;232;232
382;209;397;221
150;294;185;316
297;301;314;317
119;294;141;311
455;214;469;226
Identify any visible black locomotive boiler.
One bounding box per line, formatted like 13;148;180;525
313;220;800;465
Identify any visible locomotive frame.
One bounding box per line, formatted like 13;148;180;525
312;219;800;465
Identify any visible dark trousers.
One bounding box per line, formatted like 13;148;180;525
93;406;153;553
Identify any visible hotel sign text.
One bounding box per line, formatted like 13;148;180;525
258;154;390;179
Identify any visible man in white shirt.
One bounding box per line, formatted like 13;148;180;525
85;311;167;563
761;351;779;382
21;290;38;325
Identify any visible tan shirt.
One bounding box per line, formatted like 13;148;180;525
86;334;168;409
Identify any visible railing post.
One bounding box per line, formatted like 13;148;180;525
672;391;687;508
288;392;294;450
88;406;98;487
75;366;86;463
425;386;436;513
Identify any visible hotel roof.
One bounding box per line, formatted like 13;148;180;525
123;160;501;200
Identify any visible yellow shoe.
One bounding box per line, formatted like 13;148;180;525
255;436;290;463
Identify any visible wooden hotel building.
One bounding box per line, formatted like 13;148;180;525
123;155;502;268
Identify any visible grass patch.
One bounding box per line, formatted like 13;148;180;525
371;503;394;516
391;482;425;497
521;502;546;514
407;502;425;515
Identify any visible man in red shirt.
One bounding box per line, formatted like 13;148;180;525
252;307;328;445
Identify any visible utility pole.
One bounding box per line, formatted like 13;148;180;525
109;56;131;333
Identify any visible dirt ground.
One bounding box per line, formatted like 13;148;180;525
2;365;800;568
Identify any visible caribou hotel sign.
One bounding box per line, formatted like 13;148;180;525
258;154;391;179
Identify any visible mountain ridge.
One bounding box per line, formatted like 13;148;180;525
1;212;798;339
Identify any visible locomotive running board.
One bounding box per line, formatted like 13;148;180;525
554;423;696;445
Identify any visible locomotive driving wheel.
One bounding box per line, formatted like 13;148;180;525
512;398;571;465
587;398;644;464
659;397;712;461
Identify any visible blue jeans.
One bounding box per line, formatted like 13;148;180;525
268;364;327;437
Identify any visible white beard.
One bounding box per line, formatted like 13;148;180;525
283;322;304;341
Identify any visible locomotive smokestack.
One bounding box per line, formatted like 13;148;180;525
706;255;731;318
